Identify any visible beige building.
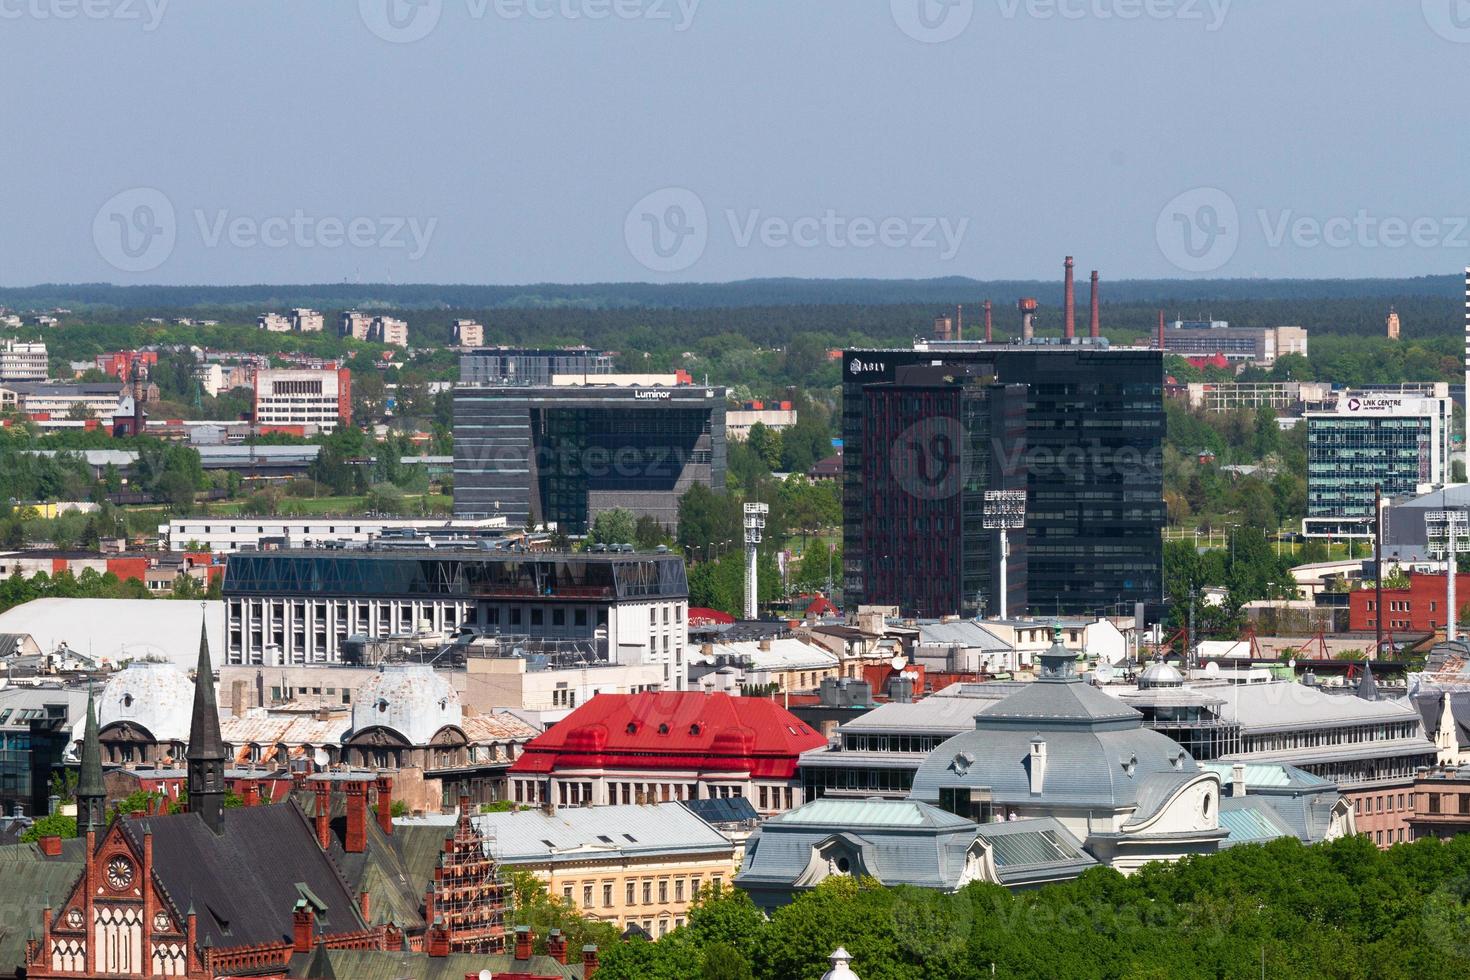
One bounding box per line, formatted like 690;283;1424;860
291;308;325;332
340;310;375;340
258;312;292;332
373;316;409;347
404;803;739;937
452;319;484;347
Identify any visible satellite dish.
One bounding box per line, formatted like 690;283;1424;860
480;971;493;980
312;748;329;769
1095;665;1115;683
1204;662;1220;677
890;654;907;671
1288;659;1297;670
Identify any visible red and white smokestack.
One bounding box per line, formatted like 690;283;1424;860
1063;256;1076;340
984;300;993;343
1089;271;1100;339
1158;310;1166;352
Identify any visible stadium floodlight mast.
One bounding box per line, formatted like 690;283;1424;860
982;490;1027;620
743;502;768;620
1425;509;1470;642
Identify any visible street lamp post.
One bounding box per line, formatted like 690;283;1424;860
983;490;1027;621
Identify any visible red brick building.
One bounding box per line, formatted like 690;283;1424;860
95;350;159;380
508;691;827;815
1349;572;1470;634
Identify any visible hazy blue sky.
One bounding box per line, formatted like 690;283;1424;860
3;1;1468;285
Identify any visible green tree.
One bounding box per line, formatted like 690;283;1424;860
745;423;782;470
20;813;76;842
589;507;637;547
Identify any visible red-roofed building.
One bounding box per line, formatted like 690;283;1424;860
507;691;827;815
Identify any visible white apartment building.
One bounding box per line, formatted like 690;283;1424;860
373;316;409;347
453;319;485;347
162;515;510;552
258;312;292;332
252;366;349;431
0;340;48;382
291;308;325;332
340;310;375;340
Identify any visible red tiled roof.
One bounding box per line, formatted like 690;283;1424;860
509;692;826;780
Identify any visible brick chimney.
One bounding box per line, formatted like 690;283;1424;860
1158;309;1166;351
514;925;532;960
359;890;371;921
983;299;992;343
238;780;258;808
427;918;449;958
583;944;600;979
1089;270;1100;339
375;775;395;836
292;902;314;954
37;835;61;857
1063;256;1076;339
344;780;367;854
547;929;567;964
313;783;331;852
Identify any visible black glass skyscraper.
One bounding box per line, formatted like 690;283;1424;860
842;342;1164;617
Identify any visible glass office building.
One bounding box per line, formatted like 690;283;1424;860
842;342;1165;617
1304;392;1453;539
859;364;1027;618
222;547;689;668
458;347;615;385
453;384;726;535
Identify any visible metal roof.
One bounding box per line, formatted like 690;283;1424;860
400;802;733;865
0;598;225;671
767;797;975;830
916;621;1013;651
1214;681;1425;733
1217;799;1295;846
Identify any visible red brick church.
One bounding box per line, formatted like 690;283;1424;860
13;623;588;980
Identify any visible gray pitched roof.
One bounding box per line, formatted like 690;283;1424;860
122;802;366;949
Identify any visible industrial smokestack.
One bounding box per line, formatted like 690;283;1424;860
1158;310;1166;352
1089;271;1100;339
1020;298;1038;342
956;304;963;341
984;300;993;343
1063;256;1076;340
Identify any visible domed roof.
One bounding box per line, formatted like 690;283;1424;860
909;628;1197;811
98;660;196;744
351;663;462;746
1138;660;1186;690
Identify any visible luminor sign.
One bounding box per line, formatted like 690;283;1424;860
634;389;672;400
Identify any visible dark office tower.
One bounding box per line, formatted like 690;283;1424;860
842;343;1164;616
860;364;1027;618
453;384;726;534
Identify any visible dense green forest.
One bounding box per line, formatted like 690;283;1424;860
594;834;1470;979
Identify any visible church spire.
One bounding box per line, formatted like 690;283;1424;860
76;687;105;834
186;615;226;833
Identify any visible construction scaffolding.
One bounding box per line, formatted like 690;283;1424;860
425;799;508;954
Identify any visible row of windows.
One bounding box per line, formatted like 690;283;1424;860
561;874;722;911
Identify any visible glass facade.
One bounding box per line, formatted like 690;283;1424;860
1307;415;1432;526
454;385;726;534
858;370;1027;618
843;345;1165;616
